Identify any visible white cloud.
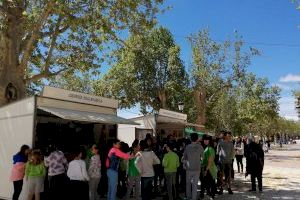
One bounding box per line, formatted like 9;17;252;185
279;96;299;121
273;83;291;91
279;74;300;83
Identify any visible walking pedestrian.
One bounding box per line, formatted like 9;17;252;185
234;137;244;173
245;137;264;192
217;131;234;194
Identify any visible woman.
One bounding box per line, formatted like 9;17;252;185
10;145;30;200
67;147;90;200
234;137;244;173
25;149;46;200
202;135;217;199
106;139;130;200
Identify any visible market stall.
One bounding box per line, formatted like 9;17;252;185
118;108;204;145
0;86;138;199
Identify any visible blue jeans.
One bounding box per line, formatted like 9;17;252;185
141;177;153;200
107;169;118;200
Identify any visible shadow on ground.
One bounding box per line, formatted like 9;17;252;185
205;174;300;200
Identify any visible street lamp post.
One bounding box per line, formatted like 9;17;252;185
178;102;184;113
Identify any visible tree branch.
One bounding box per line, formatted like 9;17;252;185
44;16;63;73
24;68;67;83
41;25;69;37
19;1;55;72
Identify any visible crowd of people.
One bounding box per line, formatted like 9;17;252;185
10;130;265;200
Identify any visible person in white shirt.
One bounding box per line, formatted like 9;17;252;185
234;137;244;173
67;148;89;200
135;140;160;200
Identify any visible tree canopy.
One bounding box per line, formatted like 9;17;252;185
0;0;164;104
188;29;281;135
94;27;188;114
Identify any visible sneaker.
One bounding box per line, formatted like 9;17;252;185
228;188;233;194
248;189;256;192
259;190;263;193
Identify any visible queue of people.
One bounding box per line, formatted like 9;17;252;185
10;130;265;200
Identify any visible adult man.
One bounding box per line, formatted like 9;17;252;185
182;133;204;200
245;137;264;192
217;131;234;194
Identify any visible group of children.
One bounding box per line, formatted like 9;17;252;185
10;144;101;200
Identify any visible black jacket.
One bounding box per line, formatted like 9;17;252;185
245;142;264;175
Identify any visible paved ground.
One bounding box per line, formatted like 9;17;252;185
200;143;300;200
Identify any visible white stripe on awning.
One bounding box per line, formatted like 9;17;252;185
38;106;139;125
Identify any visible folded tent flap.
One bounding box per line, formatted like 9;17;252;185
37;106;140;125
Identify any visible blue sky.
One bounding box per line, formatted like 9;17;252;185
119;0;300;120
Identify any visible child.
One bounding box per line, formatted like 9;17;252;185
67;148;90;200
135;140;160;200
10;144;30;200
162;143;179;200
125;140;141;200
88;145;101;200
25;149;46;200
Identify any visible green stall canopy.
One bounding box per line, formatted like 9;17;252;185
185;128;205;137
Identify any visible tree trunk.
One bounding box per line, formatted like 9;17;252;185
158;89;168;109
194;87;206;131
0;5;26;106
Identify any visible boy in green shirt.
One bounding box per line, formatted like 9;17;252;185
162;143;179;200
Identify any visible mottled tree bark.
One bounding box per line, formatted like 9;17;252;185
158;89;168;109
0;2;25;105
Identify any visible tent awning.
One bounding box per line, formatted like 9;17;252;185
38;106;140;125
186;123;205;128
156;115;186;125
